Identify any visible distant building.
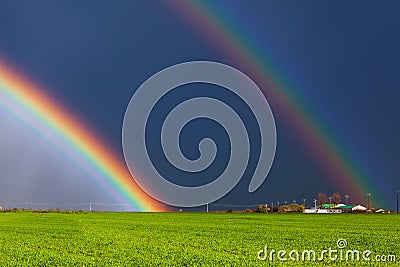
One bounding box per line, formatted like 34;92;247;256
303;208;342;214
335;204;353;213
352;205;367;212
320;204;335;209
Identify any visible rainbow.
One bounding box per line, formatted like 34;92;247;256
167;1;386;207
0;58;165;212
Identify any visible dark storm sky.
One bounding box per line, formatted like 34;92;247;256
0;1;399;210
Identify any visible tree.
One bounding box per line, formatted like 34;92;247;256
331;192;342;204
318;192;328;204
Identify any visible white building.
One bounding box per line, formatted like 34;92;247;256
352;205;367;211
304;208;342;214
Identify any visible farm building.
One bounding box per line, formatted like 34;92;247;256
335;204;353;212
352;205;367;212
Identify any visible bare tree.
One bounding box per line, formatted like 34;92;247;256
318;192;328;204
331;192;342;204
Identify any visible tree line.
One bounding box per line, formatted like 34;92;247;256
317;192;344;205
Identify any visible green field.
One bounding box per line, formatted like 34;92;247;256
0;211;398;266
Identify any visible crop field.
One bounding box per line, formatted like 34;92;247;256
0;211;398;266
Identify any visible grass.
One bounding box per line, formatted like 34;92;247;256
0;211;398;266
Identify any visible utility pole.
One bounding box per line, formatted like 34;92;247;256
206;203;209;213
89;202;92;212
313;199;318;210
396;190;399;214
271;202;274;213
303;199;306;208
367;193;371;211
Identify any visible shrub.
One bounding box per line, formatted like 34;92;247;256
279;204;304;213
279;205;288;212
298;205;305;213
256;205;268;213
